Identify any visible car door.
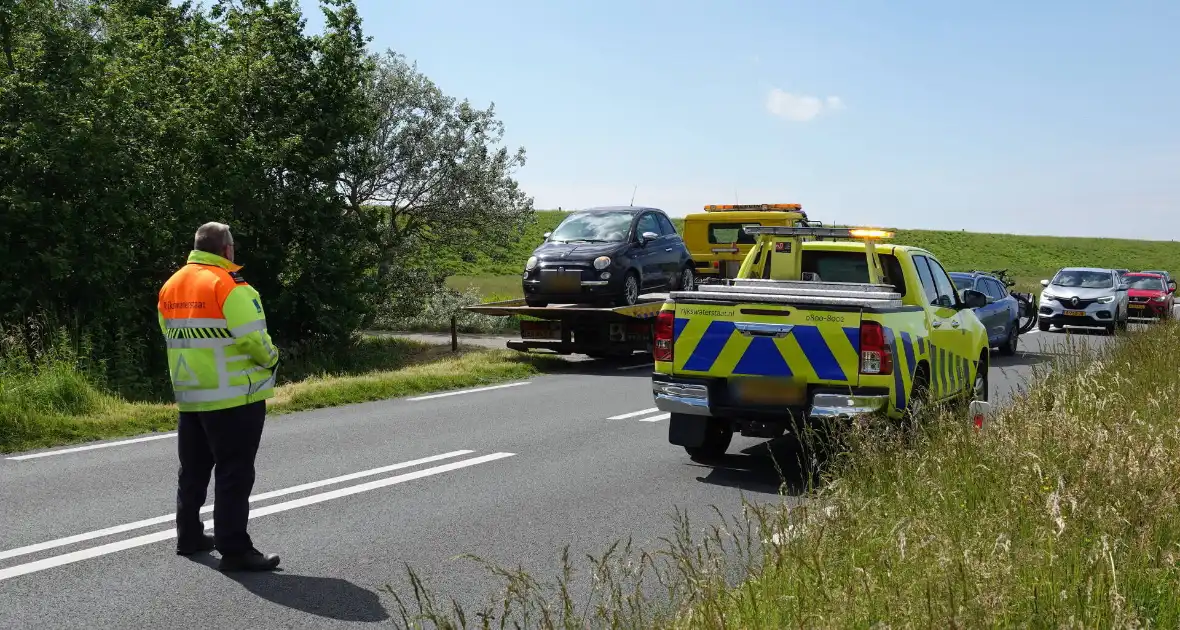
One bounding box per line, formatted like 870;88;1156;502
655;213;684;282
913;255;970;400
632;212;665;289
979;278;1009;342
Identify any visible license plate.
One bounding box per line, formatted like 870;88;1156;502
729;378;806;406
1129;303;1146;309
1063;310;1086;317
521;321;561;340
539;269;581;293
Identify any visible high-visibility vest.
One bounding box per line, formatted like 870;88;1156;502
157;250;280;412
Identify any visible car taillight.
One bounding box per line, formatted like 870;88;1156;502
859;321;893;375
654;310;675;362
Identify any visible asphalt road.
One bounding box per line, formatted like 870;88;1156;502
0;318;1149;629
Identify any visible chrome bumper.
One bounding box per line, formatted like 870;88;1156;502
653;381;710;416
808;393;889;419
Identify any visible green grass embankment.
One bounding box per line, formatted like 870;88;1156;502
388;322;1180;627
0;337;564;454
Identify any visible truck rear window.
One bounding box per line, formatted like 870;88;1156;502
708;223;761;244
800;250;908;295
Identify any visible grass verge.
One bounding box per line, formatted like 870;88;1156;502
0;337;565;454
384;323;1180;628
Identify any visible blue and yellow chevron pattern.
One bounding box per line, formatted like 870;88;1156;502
670;316;974;415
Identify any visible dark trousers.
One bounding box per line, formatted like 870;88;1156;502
176;400;266;555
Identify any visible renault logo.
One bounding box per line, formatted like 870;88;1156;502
1070;296;1079;306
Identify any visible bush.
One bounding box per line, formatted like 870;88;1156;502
374;285;520;335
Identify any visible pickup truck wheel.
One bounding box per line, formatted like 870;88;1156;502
684;418;732;462
999;323;1018;356
971;351;989;403
903;366;930;427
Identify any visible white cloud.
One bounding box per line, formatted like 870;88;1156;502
765;88;845;122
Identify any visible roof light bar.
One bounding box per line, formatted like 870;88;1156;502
742;226;896;239
704;203;804;212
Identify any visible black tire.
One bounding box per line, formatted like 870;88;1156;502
902;365;930;428
684;417;733;462
615;271;640;306
526;298;548;307
1117;310;1128;332
999;323;1018;356
1038;319;1050;332
971;351;989;403
677;265;695;291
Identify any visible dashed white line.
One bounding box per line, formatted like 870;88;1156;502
0;450;474;562
406;381;530;401
8;433;178;461
0;451;514;582
608;407;659;420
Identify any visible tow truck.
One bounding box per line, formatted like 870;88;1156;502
460;297;667;358
682;203;810;284
650;224;992;461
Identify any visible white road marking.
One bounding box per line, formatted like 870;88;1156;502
0;450;474;562
406;381;530;401
608;407;659;420
616;362;654;371
7;433;178;461
636;413;671;423
0;451;514;582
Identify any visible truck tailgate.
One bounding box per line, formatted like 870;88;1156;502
671;301;863;407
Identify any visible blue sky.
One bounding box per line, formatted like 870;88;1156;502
297;0;1180;240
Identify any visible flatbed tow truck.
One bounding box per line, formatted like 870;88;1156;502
462;295;669;358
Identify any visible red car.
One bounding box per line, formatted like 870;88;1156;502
1124;272;1175;321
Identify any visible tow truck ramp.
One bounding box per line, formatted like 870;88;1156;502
462;295;668;357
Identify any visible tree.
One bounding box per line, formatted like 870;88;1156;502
339;51;534;286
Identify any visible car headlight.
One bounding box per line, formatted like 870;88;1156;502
1041;291;1056;301
1152;295;1168;302
525;256;538;271
593;256;611;270
1097;296;1115;304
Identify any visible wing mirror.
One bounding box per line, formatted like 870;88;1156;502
961;289;988;309
542;231;552;240
1117;283;1129;292
1040;279;1049;287
640;231;659;245
1169;281;1177;293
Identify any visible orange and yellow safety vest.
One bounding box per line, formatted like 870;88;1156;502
157;250;280;412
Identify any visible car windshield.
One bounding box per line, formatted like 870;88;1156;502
708;223;760;244
1126;275;1165;290
950;275;974;291
1052;270;1113;289
548;211;633;243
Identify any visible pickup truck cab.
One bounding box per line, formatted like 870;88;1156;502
650;225;991;461
681;203;809;283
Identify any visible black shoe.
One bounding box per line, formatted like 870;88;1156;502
218;548;280;572
176;533;216;556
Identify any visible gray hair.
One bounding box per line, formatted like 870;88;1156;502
193;222;233;254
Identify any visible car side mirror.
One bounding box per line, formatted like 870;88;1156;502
1117;283;1129;292
640;231;659;245
1169;281;1177;292
961;289;987;309
542;231;552;240
1040;279;1049;287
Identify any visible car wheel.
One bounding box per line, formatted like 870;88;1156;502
1038;319;1050;332
682;416;733;462
615;271;640;306
526;298;548;307
999;323;1018;356
971;351;989;402
678;266;695;291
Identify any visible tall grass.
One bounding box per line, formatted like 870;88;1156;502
384;323;1180;628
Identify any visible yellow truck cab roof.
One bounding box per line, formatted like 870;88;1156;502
684;210;805;223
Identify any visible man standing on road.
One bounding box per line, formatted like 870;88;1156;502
157;222;281;572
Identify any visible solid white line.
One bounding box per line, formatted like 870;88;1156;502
636;413;671;423
406;381;530;401
616;362;654;371
8;433;178;461
0;450;473;562
0;452;514;582
608;407;659;420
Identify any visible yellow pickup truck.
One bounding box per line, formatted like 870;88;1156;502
650;225;991;461
682;203;809;283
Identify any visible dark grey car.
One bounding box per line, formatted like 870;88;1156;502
522;206;694;307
